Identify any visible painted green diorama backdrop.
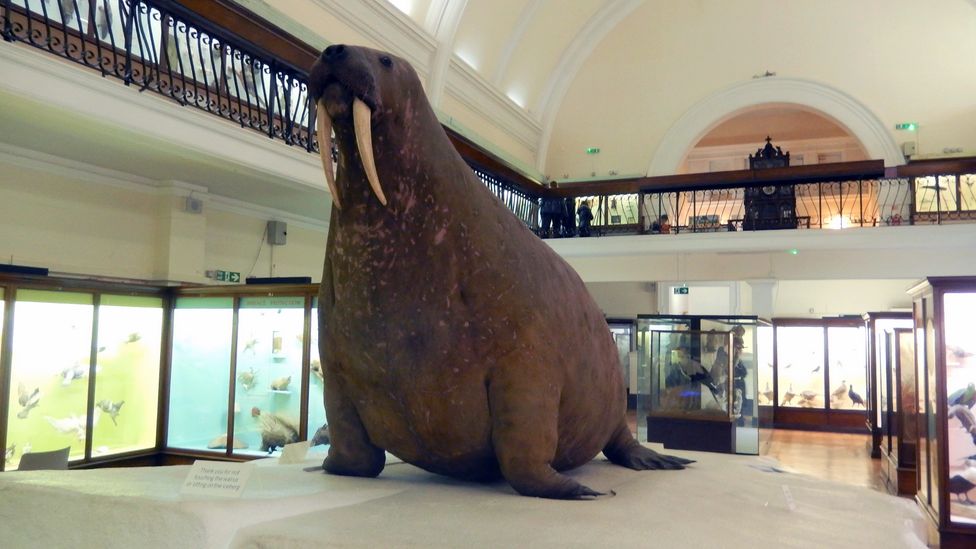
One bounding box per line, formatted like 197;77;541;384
4;291;161;469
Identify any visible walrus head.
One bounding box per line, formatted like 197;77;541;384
309;45;415;211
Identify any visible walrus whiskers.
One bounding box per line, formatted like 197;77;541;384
352;98;388;206
315;103;341;209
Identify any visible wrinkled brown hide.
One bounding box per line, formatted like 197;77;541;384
310;45;690;499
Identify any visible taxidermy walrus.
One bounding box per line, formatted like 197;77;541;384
309;44;691;499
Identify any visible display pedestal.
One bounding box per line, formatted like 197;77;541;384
646;414;733;453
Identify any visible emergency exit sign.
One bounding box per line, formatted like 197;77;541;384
673;287;689;295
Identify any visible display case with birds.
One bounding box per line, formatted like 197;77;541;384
831;380;848;404
798;390;818;408
761;382;774;405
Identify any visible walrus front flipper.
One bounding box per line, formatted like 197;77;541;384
603;423;695;470
320;363;386;477
488;376;606;499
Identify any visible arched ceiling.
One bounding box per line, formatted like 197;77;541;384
265;0;976;182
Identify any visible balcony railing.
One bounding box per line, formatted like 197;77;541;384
3;0;316;149
4;1;975;238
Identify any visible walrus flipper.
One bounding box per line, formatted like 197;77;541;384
602;423;695;471
488;375;607;499
320;363;386;478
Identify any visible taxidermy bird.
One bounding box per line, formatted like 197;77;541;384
4;444;14;464
948;475;976;504
57;0;76;20
831;380;848;401
762;382;774;404
948;345;974;360
259;413;299;453
16;383;41;419
848;385;865;407
310;359;324;384
46;409;99;441
949;405;976;445
781;384;796;406
310;424;330;447
811;365;821;373
948;383;976;409
207;434;248;450
238;367;257;392
799;390;818;407
96;399;125;426
59;363;88;386
270;375;292;391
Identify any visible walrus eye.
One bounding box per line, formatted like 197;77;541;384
380;56;393;68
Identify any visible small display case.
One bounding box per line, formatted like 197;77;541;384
909;277;976;548
879;327;917;496
864;312;913;458
771;317;867;432
636;315;769;455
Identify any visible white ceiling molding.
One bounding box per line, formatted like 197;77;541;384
425;0;469;108
534;0;645;173
646;77;905;176
424;0;453;35
0;143;328;231
311;0;436;76
445;58;542;152
491;0;545;86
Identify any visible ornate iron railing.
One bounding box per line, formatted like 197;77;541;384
4;2;974;238
560;173;976;236
3;0;316;150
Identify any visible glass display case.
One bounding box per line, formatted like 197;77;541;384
771;318;867;431
864;312;913;459
636;315;768;455
232;296;307;457
1;281;166;471
165;285;321;458
910;277;976;548
607;319;636;409
879;327;917;496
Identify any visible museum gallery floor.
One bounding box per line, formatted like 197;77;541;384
0;445;924;548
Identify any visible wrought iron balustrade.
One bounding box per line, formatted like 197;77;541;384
3;0;315;150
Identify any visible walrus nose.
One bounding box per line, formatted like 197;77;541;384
323;44;347;60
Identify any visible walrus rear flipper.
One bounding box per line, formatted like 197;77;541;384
602;423;695;470
488;374;608;499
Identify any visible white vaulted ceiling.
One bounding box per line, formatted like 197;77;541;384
259;0;976;183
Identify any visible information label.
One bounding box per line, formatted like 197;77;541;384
181;460;254;498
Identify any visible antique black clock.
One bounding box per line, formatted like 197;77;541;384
743;137;797;230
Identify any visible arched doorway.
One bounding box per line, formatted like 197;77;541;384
647;77;903;176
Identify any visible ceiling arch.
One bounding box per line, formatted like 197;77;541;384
646;77;904;176
533;0;644;172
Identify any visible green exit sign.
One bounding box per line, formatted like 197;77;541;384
673;287;689;295
895;122;917;131
585;147;600;154
215;270;241;283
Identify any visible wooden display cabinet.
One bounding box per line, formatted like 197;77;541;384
879;328;918;496
771;317;868;432
864;312;913;458
909;277;976;548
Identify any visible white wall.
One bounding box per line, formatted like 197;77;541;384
0;158;326;284
585;281;657;317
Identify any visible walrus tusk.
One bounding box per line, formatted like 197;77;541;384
316;103;341;210
353;98;388;206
